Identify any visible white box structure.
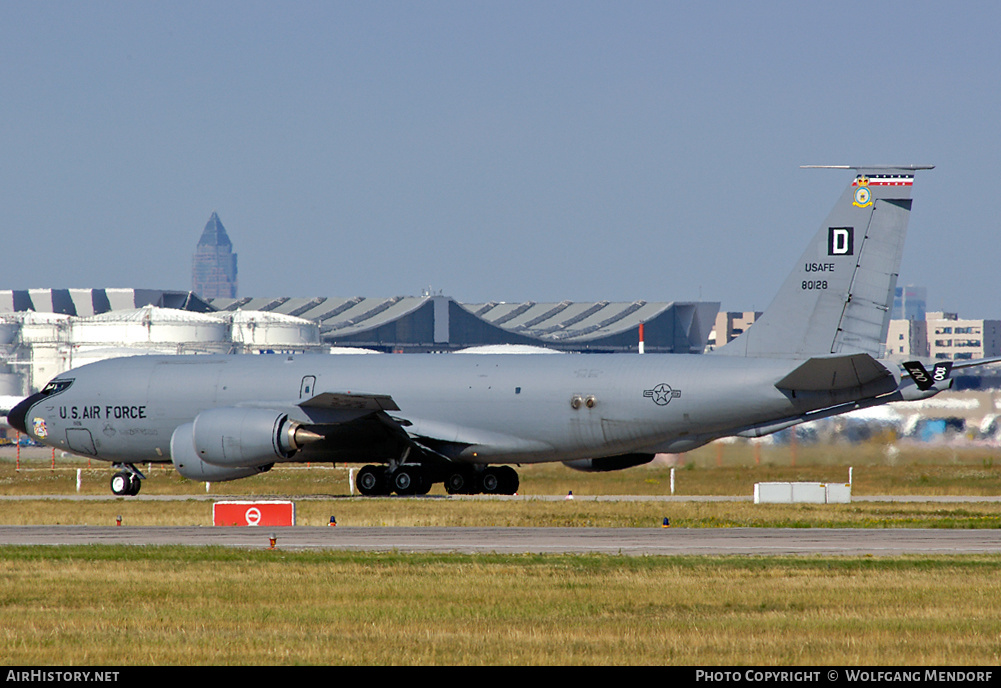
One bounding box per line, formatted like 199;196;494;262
754;482;852;504
824;482;852;504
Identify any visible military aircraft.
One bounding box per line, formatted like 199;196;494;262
9;165;986;496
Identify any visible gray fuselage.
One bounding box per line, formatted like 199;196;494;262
23;351;867;466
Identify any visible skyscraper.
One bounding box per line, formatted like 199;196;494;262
891;285;927;321
192;212;238;299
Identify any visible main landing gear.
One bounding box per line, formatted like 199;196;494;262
110;464;145;496
355;464;519;496
355;464;431;496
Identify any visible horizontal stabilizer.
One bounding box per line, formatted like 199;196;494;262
900;356;1001;392
775;353;892;392
299;391;400;411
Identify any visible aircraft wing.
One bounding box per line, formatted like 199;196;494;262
775;353;894;392
295;391;472;463
296;390;552;462
299;391;401;412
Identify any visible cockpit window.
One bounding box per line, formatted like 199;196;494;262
40;379;73;396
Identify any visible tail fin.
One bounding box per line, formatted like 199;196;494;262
716;165;933;358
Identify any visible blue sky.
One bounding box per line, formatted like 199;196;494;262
2;2;1000;317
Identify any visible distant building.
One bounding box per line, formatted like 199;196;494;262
926;312;1001;361
883;312;1001;362
212;295;719;355
885;319;929;359
706;311;761;350
192;212;238;299
891;285;926;321
0;295;322;394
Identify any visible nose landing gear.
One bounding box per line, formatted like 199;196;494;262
110;464;145;496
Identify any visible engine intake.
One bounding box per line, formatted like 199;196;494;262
170;422;273;482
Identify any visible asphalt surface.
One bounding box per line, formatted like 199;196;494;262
0;524;998;556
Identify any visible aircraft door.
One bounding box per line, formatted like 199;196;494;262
66;428;97;456
300;376;316;399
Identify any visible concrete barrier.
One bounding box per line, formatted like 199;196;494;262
754;482;851;504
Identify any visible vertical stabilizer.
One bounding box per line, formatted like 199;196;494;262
716;166;932;358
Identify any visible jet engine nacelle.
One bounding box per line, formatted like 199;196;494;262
170;422;274;482
563;453;655;472
191;407;317;468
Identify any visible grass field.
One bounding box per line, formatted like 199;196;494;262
2;440;1000;665
1;547;999;665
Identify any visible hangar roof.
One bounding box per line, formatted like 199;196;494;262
209;295;719;353
210;296;433;338
0;288;212;316
469;300;671;342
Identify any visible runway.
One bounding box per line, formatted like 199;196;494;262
1;525;999;556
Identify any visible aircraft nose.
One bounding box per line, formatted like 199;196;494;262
7;393;42;435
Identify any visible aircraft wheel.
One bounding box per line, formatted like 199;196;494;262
445;471;472;495
496;466;519;495
110;472;133;496
391;466;422;496
127;473;142;496
415;474;433;496
478;468;502;495
356;465;388;496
